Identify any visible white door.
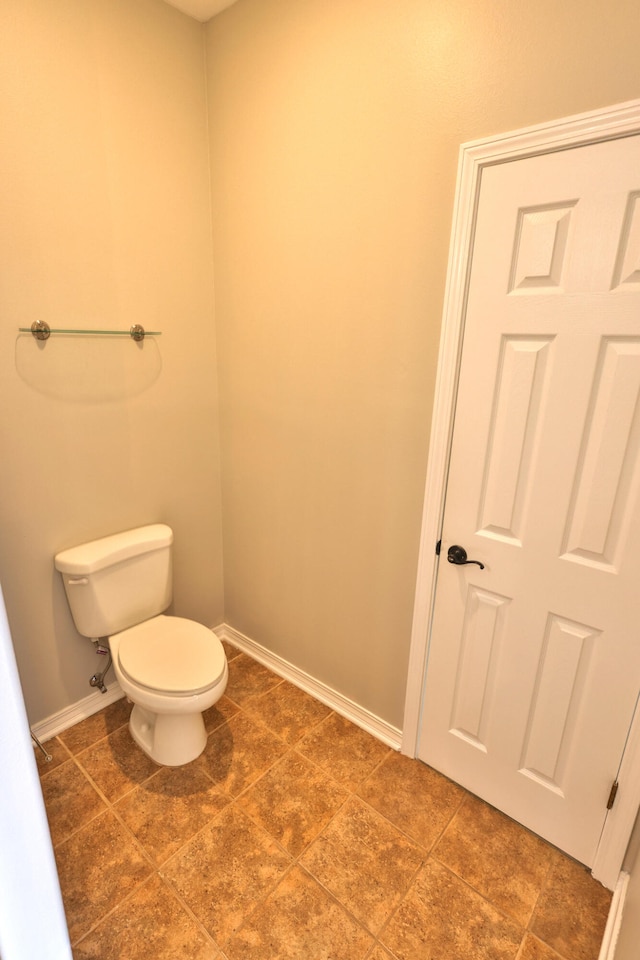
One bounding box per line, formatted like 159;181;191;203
418;133;640;867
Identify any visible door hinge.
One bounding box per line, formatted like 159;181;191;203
607;780;619;810
436;539;442;556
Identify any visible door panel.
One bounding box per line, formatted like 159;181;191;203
477;335;552;543
562;337;640;571
418;134;640;866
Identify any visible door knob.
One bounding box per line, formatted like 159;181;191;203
447;545;485;569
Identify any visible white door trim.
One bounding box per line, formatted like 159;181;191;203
402;98;640;890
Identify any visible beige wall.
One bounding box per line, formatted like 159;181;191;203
0;0;224;723
617;857;640;958
616;812;640;957
206;0;640;728
2;0;639;734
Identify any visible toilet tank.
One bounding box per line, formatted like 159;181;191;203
54;524;173;638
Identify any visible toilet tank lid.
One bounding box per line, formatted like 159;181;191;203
54;524;173;575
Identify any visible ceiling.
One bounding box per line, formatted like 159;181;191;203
163;0;239;22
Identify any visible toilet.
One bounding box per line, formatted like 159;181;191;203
54;524;228;766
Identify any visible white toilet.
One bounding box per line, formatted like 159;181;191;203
54;524;228;766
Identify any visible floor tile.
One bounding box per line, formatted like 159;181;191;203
72;874;221;959
301;795;424;934
114;764;230;865
433;794;557;926
55;809;153;943
366;947;397;960
161;805;291;945
530;857;611;960
517;934;566;960
33;737;69;776
241;679;331;744
40;758;107;845
237;750;349;856
381;858;523;960
297;712;391;790
222;640;241;662
39;652;613;960
58;698;132;754
225;654;283;705
358;752;466;850
196;712;288;796
226;865;374;959
202;693;240;734
77;724;159;802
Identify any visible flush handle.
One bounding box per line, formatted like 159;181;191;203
447;545;485;569
67;577;89;586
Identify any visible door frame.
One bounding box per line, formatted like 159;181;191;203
402;98;640;890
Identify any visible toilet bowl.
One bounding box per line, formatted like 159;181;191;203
110;615;228;766
54;524;228;767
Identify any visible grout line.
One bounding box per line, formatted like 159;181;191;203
69;871;161;949
228;741;427;952
232;755;352;861
72;746;159;819
158;689;409;952
63;735;235;949
219;859;300;948
155;871;226;955
35;734;75;771
295;860;380;943
157;802;232;874
526;852;560;934
428;786;469;852
353;790;435;857
45;651;608;960
425;853;530;935
295;819;425;940
68;759;165;879
372;854;427;958
364;941;401;960
55;698;131;756
235;691;334;745
45;756;114;850
207;694;437;873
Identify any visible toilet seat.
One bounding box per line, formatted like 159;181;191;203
115;615;226;695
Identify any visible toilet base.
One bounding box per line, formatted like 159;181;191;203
129;703;207;766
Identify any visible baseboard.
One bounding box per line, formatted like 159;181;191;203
215;622;402;750
598;872;630;960
30;624;403;752
31;681;125;742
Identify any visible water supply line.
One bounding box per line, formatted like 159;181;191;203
31;731;52;763
90;638;112;694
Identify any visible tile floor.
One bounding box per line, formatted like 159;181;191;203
36;643;612;960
